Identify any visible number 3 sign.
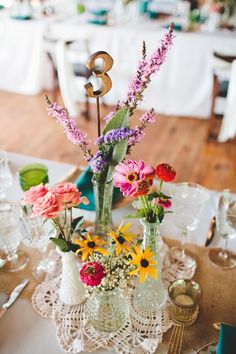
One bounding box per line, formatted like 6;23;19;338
84;51;114;98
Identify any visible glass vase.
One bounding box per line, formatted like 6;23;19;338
93;179;113;237
86;288;129;332
135;219;167;312
58;249;86;305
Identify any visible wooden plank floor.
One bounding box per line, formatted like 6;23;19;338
0;90;236;191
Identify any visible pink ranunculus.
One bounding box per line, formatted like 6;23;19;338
22;184;49;205
114;159;155;198
80;261;105;287
51;182;89;207
32;192;62;219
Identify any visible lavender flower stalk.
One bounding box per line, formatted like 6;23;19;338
125;24;174;113
96;127;135;145
46;97;93;162
90;151;108;174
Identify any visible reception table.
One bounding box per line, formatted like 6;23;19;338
0;11;236;118
1;152;236;354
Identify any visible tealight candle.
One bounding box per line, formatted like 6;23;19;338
175;294;194;306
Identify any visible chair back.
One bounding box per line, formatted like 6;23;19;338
55;40;79;118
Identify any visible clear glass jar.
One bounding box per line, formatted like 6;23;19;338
135;219;167;312
86;288;129;332
93;179;113;237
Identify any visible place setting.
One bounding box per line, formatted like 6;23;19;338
0;2;236;353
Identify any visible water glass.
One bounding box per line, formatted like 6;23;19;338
209;191;236;269
0;204;29;272
0;151;13;200
19;214;55;281
169;183;210;270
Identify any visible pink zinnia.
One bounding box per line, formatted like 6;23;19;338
80;262;105;287
114;159;155;198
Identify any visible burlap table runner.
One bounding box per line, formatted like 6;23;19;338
1;239;236;353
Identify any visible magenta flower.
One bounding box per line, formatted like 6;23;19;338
114;159;155;197
158;198;172;209
80;261;105;287
140;108;156;124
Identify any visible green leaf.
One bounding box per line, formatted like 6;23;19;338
71;216;84;232
158;206;165;223
50;237;70;252
126;210;146;219
106;138;129;182
67;242;80;253
157;192;171;200
137;239;143;245
102;108;129;135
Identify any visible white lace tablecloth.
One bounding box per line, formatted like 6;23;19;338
32;240;195;354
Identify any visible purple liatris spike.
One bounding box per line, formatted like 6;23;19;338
96;127;135;145
90;151;108;174
140;108;156;124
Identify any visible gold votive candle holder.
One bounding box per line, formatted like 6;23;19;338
168;279;203;325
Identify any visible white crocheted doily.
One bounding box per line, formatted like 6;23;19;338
32;239;195;354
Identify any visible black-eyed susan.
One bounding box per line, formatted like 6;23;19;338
129;246;157;284
107;222;135;255
74;233;108;261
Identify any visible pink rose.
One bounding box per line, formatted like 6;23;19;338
22;184;48;205
33;192;62;219
51;182;89;207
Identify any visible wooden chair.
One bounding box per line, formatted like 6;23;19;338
208;52;236;140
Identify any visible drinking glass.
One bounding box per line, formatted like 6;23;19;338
19;214;56;281
18;163;49;192
0;204;29;272
209;191;236;269
169;183;210;270
0;151;13;200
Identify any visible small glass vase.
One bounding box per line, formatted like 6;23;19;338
93;179;113;237
135;219;167;312
86;288;129;332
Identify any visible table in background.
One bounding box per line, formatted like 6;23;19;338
0;12;235;118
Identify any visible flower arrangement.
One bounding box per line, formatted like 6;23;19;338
46;24;174;184
114;159;176;223
77;222;158;290
22;182;89;252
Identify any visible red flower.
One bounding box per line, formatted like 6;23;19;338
156;163;176;182
80;262;105;287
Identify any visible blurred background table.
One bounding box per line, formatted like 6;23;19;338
0;10;235;118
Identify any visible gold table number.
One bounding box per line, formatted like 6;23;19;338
84;51;114;136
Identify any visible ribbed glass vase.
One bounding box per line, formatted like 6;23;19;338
93;179;113;237
86;288;129;332
135;219;167;312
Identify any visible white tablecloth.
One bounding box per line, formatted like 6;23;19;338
0;12;235;118
0;151;236;354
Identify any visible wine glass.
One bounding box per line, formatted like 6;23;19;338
19;213;56;282
0;151;13;200
209;191;236;269
169;183;210;270
0;204;29;272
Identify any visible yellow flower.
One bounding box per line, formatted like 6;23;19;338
129;246;157;284
74;233;108;261
107;222;135;255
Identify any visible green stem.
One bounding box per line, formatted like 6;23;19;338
158;180;163;194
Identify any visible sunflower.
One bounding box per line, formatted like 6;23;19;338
129;246;157;284
107;222;135;255
74;233;108;261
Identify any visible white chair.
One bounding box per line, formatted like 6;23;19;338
208;52;236;140
218;60;236;142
